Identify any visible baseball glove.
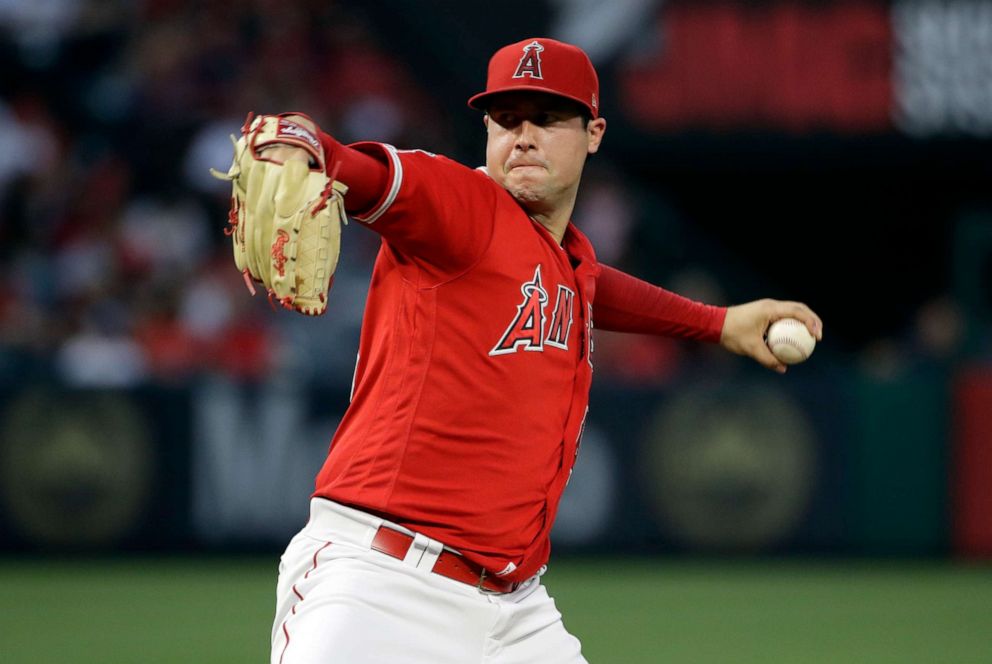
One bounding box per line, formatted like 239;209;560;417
210;112;348;316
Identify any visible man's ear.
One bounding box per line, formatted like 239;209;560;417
483;114;490;129
587;117;607;155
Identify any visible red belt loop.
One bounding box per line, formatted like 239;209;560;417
370;526;516;593
476;568;488;591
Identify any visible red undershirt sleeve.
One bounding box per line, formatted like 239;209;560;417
318;130;389;215
595;264;727;342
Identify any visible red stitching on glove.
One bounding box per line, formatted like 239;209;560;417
311;160;342;217
241;111;255;136
224;196;239;236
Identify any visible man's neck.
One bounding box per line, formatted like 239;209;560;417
529;212;569;245
522;188;577;245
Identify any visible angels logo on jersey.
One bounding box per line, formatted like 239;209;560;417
490;265;575;356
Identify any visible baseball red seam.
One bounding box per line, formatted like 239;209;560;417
278;541;332;664
772;337;809;358
770;323;811;359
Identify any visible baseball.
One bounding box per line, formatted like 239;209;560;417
766;318;816;364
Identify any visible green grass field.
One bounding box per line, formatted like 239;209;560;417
1;556;989;663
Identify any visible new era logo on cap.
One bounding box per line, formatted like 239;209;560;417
468;38;601;118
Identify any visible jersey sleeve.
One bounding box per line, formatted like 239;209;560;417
343;142;499;283
594;264;727;342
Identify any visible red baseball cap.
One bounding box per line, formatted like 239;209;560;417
468;38;600;118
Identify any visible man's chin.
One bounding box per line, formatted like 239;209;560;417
506;183;546;206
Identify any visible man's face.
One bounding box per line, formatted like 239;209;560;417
484;92;606;214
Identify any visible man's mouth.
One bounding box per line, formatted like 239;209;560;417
507;162;545;172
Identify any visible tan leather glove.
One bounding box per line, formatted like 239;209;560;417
211;113;347;315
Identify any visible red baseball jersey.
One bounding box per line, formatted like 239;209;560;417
313;142;724;582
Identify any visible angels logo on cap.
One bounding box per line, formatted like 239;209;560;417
513;41;545;79
468;37;601;118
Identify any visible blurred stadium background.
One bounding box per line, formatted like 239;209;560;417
1;1;991;662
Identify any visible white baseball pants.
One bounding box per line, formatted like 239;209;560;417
271;498;588;664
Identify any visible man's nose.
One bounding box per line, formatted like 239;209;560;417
514;121;538;150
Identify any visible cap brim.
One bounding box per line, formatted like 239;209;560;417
467;87;597;118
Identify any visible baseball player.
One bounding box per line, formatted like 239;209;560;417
233;38;822;663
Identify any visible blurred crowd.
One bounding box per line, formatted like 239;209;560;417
0;0;703;390
0;1;425;387
1;1;978;393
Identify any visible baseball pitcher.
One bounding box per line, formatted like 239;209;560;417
215;38;823;663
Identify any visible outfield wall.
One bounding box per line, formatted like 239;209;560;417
2;358;989;559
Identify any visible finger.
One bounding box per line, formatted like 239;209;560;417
255;164;283;285
801;310;823;341
259;145;310;164
244;155;268;216
275;159;309;218
752;341;788;374
779;301;823;341
244;161;271;279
